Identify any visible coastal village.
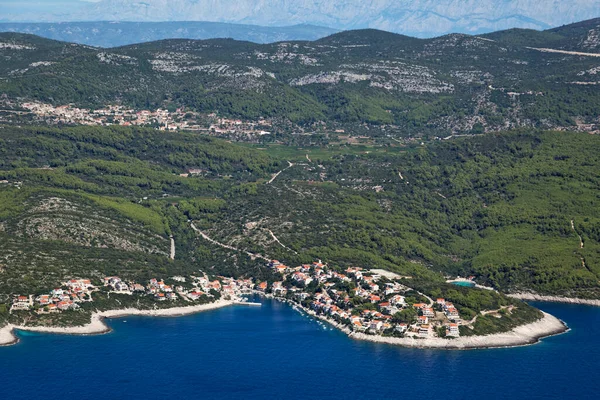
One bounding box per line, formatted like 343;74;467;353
10;274;253;314
260;260;462;339
10;260;462;339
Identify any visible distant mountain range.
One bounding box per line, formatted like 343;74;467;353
3;0;600;38
0;21;338;47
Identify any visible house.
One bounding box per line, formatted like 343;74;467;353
46;303;58;313
272;281;287;296
447;323;460;337
11;296;31;311
422;307;435;318
104;276;119;285
115;282;129;292
166;293;177;301
369;294;381;303
297;292;311;301
379;302;398;315
196;277;209;287
333;272;351;282
188;291;205;300
346;267;363;280
369;321;384;333
390;295;406;307
445;306;460;319
291;272;312;286
352;320;367;332
270;261;289;274
418;316;429;325
395;323;408;333
57;301;72;311
436;298;446;306
368;283;380;292
418;325;431;338
132;284;145;292
257;282;268;292
67;279;93;290
274;265;288;274
155;293;166;301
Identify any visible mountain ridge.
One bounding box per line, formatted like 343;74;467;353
0;21;339;48
3;0;600;38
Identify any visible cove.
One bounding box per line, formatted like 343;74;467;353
0;300;597;400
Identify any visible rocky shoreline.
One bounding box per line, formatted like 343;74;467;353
0;299;235;346
263;293;569;350
508;293;600;306
347;312;568;349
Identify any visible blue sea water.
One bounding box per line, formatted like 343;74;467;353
0;299;598;400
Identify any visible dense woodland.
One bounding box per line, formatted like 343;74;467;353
0;126;598;313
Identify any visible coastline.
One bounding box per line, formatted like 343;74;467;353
346;312;568;350
0;295;570;350
262;293;569;350
0;299;234;347
508;293;600;306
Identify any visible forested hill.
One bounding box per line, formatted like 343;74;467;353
1;126;600;303
484;17;600;51
1;18;599;137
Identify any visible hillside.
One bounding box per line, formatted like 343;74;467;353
485;17;600;52
1;20;600;138
0;125;278;320
0;126;599;306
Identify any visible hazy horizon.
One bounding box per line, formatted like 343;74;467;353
2;0;599;38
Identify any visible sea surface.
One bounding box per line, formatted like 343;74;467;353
0;299;598;399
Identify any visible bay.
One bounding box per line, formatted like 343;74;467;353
0;300;598;399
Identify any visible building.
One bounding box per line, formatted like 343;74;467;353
418;325;431;338
447;323;460;337
423;307;435;318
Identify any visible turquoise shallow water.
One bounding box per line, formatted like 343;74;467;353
452;281;476;287
0;299;598;399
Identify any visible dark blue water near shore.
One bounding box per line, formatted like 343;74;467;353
1;300;598;399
